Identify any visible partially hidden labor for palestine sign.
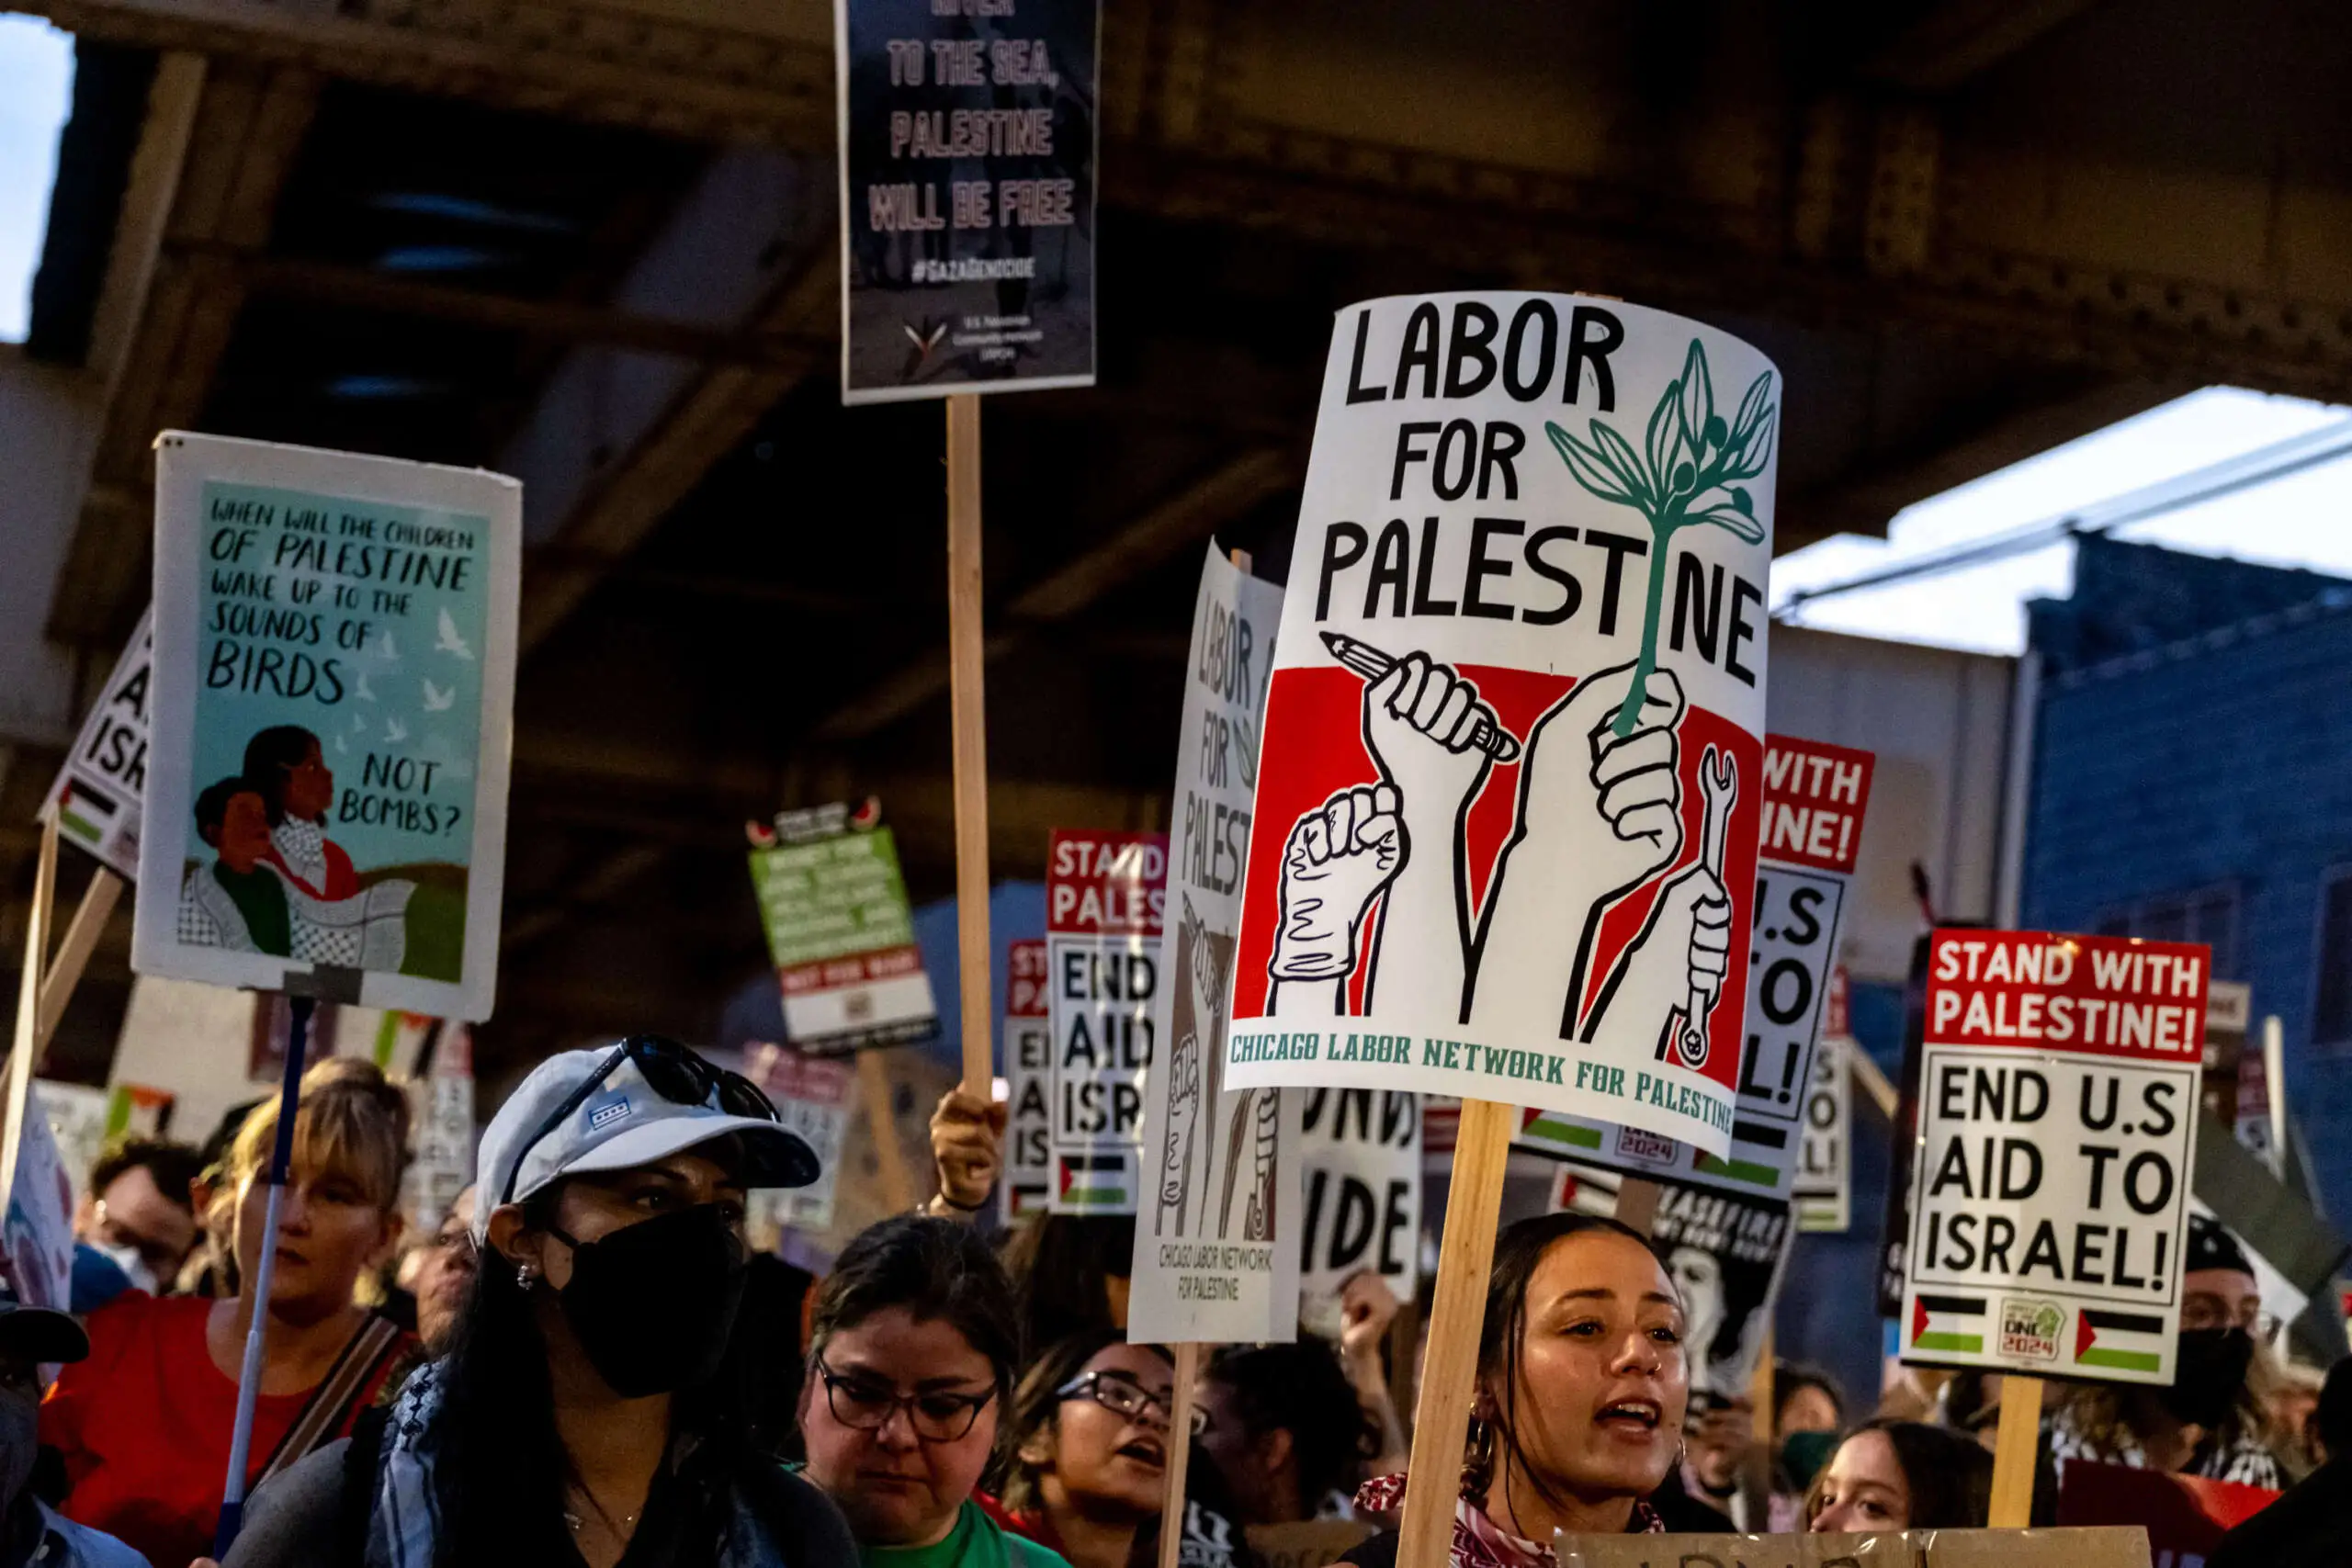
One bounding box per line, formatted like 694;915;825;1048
1517;735;1872;1197
834;0;1098;402
1047;829;1166;1213
41;609;153;881
1226;293;1781;1158
1132;546;1300;1341
1901;929;2208;1385
750;808;939;1054
133;434;518;1021
1002;939;1054;1223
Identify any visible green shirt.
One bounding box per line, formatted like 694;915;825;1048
861;1501;1070;1568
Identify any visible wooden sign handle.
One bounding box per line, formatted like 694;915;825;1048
1614;1176;1661;1237
1396;1096;1513;1568
1157;1340;1202;1568
857;1048;919;1213
34;868;123;1062
0;814;60;1222
946;392;993;1098
1986;1371;2043;1527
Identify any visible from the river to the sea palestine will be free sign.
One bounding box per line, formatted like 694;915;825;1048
834;0;1100;403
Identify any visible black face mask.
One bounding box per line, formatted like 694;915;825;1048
549;1203;749;1398
2160;1327;2253;1428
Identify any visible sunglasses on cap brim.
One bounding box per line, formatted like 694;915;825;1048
499;1033;783;1205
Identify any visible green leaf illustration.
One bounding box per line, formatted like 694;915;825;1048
1589;423;1653;509
1544;337;1779;737
1545;422;1638;506
1675;340;1713;455
1693;505;1766;544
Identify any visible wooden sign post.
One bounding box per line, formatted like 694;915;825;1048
1158;1343;1202;1568
0;816;61;1225
33;868;122;1056
1986;1373;2044;1528
947;393;992;1100
1396;1098;1514;1568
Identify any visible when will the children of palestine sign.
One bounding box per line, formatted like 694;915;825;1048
1226;293;1780;1159
835;0;1099;402
132;434;519;1022
1901;930;2206;1385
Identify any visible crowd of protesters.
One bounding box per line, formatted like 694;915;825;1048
0;1035;2339;1568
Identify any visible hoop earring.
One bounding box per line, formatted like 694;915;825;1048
1460;1416;1496;1504
516;1263;537;1289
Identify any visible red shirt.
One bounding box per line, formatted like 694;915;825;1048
40;1293;412;1568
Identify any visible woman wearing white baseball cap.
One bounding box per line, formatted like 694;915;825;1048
220;1034;859;1568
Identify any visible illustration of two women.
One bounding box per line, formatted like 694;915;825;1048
174;726;411;969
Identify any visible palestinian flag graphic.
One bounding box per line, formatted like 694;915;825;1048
1910;1292;1987;1356
55;778;119;845
2075;1308;2167;1375
1056;1153;1130;1212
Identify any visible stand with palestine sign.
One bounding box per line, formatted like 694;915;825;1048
1902;929;2207;1382
1046;829;1166;1213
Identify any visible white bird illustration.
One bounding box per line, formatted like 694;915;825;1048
333;734;349;756
434;609;473;660
421;679;455;712
377;628;399;662
383;716;409;744
351;712;368;733
355;671;376;702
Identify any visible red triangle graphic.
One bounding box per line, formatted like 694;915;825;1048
1910;1295;1928;1344
2075;1311;2098;1359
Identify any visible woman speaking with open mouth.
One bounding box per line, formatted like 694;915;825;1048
1343;1213;1690;1567
989;1331;1179;1568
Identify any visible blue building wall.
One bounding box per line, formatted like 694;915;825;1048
2022;539;2352;1221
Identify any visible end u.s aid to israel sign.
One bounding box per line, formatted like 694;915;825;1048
1900;929;2206;1384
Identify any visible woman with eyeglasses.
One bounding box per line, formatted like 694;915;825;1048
211;1035;858;1568
989;1331;1177;1568
797;1214;1069;1568
2049;1213;2285;1490
1339;1213;1688;1568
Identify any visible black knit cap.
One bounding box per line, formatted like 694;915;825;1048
2186;1211;2253;1276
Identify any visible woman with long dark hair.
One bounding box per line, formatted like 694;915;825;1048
218;1036;858;1568
1804;1419;1992;1532
989;1330;1174;1568
1342;1213;1689;1568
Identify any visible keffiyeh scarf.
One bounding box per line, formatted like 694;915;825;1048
1353;1473;1662;1568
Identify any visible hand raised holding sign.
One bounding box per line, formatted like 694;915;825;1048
927;1087;1006;1214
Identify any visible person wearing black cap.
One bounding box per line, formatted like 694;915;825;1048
0;1286;150;1566
214;1034;860;1568
2048;1213;2282;1488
